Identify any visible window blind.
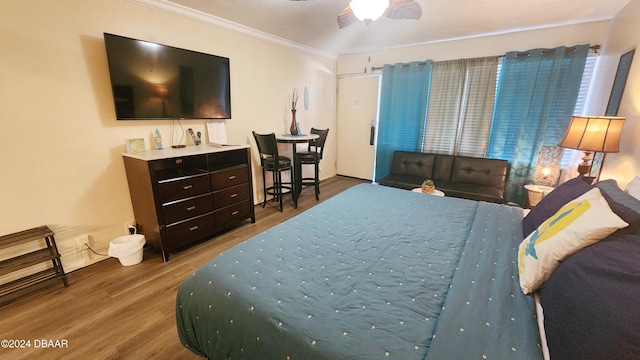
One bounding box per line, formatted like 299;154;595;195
560;54;598;168
422;57;498;157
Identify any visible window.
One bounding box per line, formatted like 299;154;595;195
421;57;499;157
374;46;596;188
560;54;598;168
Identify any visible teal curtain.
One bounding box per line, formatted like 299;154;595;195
374;61;432;182
487;45;589;205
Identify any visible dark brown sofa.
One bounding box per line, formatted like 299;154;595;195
379;151;509;203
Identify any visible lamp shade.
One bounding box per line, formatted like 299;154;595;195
558;116;625;153
153;84;168;98
350;0;390;23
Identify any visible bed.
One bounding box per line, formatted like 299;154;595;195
176;179;640;359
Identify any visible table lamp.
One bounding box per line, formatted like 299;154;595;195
533;146;562;186
558;116;625;176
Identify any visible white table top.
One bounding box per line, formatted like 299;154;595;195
275;133;319;143
122;144;249;161
411;188;445;196
524;184;555;194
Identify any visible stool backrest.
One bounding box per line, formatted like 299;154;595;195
252;132;279;155
309;128;329;159
252;132;282;165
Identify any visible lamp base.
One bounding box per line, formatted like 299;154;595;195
577;151;593;176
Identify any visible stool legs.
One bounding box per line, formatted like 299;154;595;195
314;161;320;200
261;166;295;212
261;167;268;208
276;169;283;212
297;157;321;201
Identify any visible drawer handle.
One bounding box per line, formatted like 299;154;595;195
186;206;196;211
183;185;193;190
228;175;236;180
230;193;238;198
189;225;199;231
231;210;239;216
176;159;183;164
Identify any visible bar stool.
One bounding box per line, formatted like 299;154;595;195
295;128;329;200
252;131;294;211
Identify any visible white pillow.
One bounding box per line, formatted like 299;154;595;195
625;176;640;201
517;188;628;294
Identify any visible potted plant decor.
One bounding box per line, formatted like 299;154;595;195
422;179;435;194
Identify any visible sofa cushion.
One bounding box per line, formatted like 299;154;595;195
378;174;424;190
390;151;436;178
436;181;504;203
379;151;508;203
450;156;508;189
433;154;453;182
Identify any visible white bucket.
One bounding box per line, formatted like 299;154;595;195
108;234;146;266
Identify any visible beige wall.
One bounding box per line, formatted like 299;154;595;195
337;21;610;75
598;0;640;187
0;0;336;272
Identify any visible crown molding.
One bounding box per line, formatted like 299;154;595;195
126;0;337;60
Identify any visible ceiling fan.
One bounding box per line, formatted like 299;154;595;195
337;0;423;29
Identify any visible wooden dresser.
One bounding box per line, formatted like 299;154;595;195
122;145;255;261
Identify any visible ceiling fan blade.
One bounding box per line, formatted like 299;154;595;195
386;0;422;20
337;6;357;29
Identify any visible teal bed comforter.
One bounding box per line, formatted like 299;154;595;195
176;184;542;359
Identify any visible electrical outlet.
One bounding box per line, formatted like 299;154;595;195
124;220;136;235
75;235;90;263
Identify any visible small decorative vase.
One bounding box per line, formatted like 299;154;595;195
422;185;435;194
290;109;298;135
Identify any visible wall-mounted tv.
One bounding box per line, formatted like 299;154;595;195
103;33;231;120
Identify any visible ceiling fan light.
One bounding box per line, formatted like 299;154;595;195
350;0;390;23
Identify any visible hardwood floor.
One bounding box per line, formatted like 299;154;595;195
0;176;368;360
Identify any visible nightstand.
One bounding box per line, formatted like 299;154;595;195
524;184;555;208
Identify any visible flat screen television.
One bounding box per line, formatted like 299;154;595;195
103;33;231;120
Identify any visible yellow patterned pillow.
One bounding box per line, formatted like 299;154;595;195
518;187;628;294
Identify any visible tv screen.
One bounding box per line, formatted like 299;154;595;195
103;33;231;120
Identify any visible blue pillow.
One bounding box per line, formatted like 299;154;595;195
522;176;593;236
596;179;640;234
539;233;640;360
595;179;640;213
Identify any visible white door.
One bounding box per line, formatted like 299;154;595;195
336;75;380;180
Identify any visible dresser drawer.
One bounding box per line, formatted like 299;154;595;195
151;156;208;178
162;193;214;225
210;165;249;190
213;200;252;229
164;213;215;249
158;173;211;203
213;184;250;210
